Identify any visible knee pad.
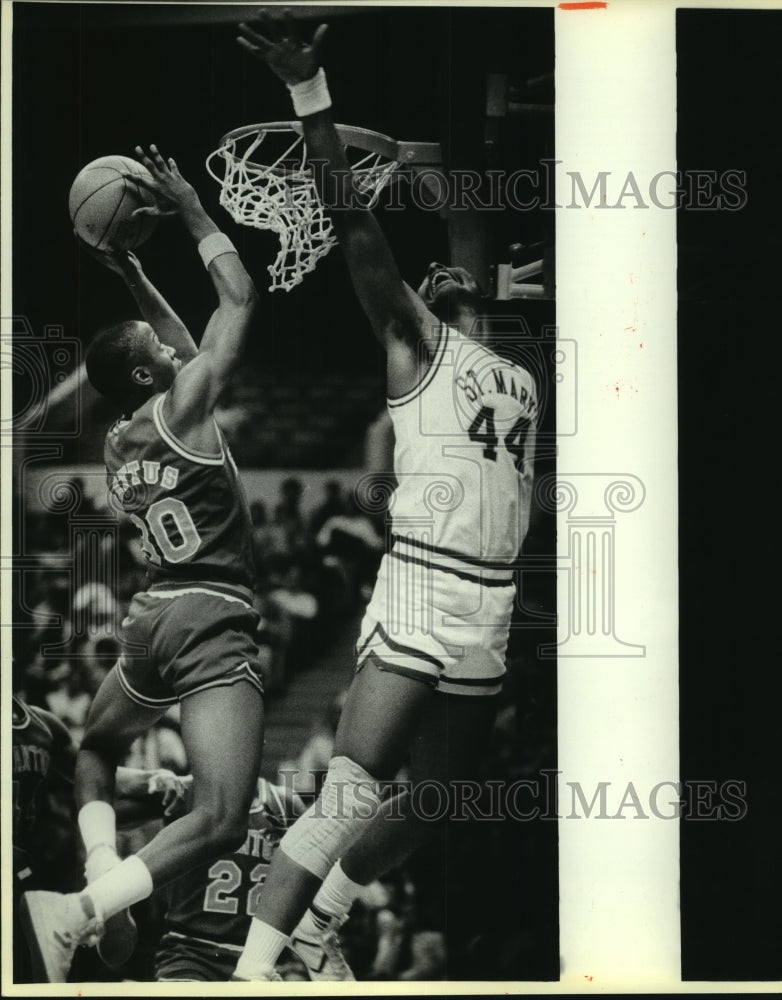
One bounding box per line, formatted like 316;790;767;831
280;755;381;880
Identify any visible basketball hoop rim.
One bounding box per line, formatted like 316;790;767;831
215;121;400;162
203;122;441;292
213;121;442;168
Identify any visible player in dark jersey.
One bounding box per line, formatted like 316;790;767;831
12;693;188;983
152;777;303;982
230;17;538;981
12;695;78;984
21;146;266;984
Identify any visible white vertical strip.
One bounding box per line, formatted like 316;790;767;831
556;0;680;989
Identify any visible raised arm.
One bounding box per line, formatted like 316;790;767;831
127;145;259;423
238;16;440;372
80;243;198;364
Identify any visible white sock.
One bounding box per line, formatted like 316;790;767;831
235;920;289;979
304;860;364;929
78;800;115;850
84;843;121;883
81;855;153;922
79;801;120;883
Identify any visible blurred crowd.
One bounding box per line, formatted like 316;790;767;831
12;469;557;983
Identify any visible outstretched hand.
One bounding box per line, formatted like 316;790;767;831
237;10;328;85
148;770;193;818
123;144;201;219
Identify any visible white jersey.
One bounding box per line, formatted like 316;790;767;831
386;323;538;580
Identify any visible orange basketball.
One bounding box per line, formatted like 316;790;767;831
69;155;158;251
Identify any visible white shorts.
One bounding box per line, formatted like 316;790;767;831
356;539;515;697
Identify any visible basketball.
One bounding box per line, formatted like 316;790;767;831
69;155;158;251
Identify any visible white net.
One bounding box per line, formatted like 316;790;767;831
206;124;400;292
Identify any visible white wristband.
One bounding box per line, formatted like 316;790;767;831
198;232;237;270
288;67;332;118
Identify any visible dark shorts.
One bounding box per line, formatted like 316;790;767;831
117;582;264;708
154;932;240;982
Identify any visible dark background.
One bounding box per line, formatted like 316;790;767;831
677;8;782;981
12;2;553;404
12;2;555;469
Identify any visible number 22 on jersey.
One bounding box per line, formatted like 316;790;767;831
203;859;267;916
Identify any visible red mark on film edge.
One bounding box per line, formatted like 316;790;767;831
559;2;607;9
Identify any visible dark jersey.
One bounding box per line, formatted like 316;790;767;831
12;696;73;846
161;779;296;950
104;392;255;591
12;697;74;984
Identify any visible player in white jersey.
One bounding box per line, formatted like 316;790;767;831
231;15;538;981
359;325;537;698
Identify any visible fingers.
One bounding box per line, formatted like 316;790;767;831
257;8;284;42
134;144;158;175
163;781;187;816
121;169;156;193
103;245;128;261
162;786;180;815
147;142;168;173
237;35;263;59
131;206;178;218
134;142;170;177
149;772;187;816
238;13;328;65
311;22;329;57
238;21;273;52
74;234;120;265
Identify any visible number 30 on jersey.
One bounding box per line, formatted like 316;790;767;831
130;497;202;567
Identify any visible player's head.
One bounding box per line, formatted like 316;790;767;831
417;262;484;320
85;320;182;404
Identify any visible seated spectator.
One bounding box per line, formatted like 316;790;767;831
308;479;348;537
71;582;118;640
250;500;277;579
257;557;319;695
20;603;72;706
316;491;384;605
273;477;307;556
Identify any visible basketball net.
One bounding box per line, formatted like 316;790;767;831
206;124;400;292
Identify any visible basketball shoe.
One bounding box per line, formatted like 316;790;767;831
20;890;104;983
97;907;138;968
290;909;355;982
